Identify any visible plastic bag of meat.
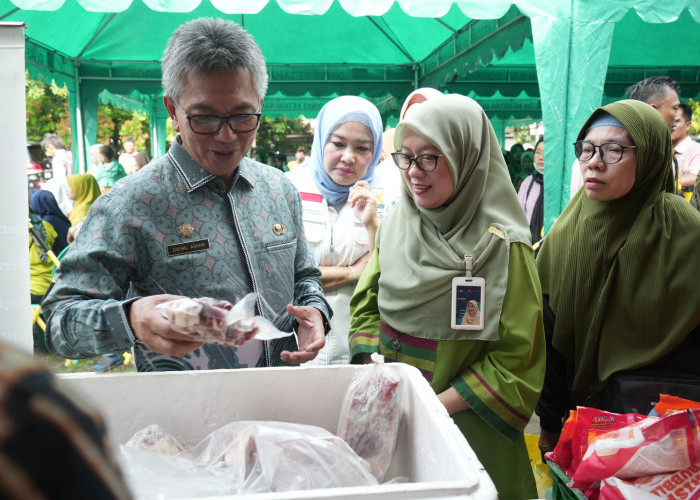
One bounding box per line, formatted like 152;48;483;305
119;421;377;497
337;352;404;482
125;423;185;456
156;292;293;346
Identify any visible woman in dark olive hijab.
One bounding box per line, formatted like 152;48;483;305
536;100;700;457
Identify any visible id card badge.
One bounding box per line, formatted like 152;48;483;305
451;276;485;330
451;255;485;330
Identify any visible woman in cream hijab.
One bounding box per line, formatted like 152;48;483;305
349;93;545;499
461;300;481;326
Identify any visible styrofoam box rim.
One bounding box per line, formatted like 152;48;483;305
60;363;496;499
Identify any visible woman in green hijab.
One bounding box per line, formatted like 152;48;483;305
349;94;545;499
536;100;700;457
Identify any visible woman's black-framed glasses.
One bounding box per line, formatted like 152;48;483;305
174;100;261;135
573;140;636;165
391;152;443;172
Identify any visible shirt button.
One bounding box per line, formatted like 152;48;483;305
213;181;225;192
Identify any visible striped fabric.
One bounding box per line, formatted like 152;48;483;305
453;367;531;442
378;322;437;381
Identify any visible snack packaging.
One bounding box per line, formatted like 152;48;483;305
599;462;700;500
571;409;700;491
651;394;700;417
337;353;403;482
547;406;646;475
156;292;293;346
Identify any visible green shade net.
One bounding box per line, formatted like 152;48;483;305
2;0;699;225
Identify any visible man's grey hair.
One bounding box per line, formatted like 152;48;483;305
161;18;268;101
40;134;66;150
626;76;679;105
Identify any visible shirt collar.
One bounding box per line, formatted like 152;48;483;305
167;135;255;193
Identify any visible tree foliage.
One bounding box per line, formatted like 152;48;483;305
25;73;151;153
256;115;312;157
25;71;70;145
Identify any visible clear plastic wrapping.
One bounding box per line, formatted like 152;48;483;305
337;353;404;482
120;421;378;498
156;292;293;346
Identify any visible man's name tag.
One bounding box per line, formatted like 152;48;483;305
167;238;210;257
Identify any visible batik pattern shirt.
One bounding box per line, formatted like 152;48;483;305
43;138;330;371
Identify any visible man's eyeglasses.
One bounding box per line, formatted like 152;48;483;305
573;140;636;165
391;152;444;172
174;100;261;135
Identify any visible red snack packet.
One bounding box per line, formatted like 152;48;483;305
571;409;700;491
547;407;646;479
569;407;647;475
599;462;700;500
547;409;578;471
653;395;700;417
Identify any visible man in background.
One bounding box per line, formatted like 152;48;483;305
287;147;309;171
672;102;700;200
41;133;73;183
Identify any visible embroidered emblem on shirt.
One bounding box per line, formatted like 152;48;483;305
178;224;194;238
167;239;210;257
272;223;286;235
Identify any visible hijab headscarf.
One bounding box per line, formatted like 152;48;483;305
66;174;101;225
309;96;383;205
399;87;444;120
537;100;700;393
378;94;530;341
462;300;481;326
30;190;71;255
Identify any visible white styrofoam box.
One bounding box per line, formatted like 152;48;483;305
60;363;497;499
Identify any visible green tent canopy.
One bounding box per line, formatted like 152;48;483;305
2;0;699;227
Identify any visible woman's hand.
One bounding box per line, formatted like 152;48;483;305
348;181;379;254
348;181;379;229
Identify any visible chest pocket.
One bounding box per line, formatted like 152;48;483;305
300;195;328;243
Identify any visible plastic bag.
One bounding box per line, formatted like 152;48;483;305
599;463;700;500
651;394;700;417
525;432;553;498
120;421;378;498
337;353;403;482
547;406;647;475
125;423;185;455
571;409;700;491
156;292;293;346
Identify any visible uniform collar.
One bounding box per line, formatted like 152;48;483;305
167;135;254;193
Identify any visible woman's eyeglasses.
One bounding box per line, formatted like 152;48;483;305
391;152;443;172
573;140;636;165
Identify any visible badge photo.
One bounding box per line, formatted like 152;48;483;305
451;276;485;330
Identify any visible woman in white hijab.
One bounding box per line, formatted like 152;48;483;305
287;96;392;365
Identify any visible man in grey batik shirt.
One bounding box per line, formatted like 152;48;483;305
42;18;331;371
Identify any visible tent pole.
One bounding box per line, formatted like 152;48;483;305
73;61;86;173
